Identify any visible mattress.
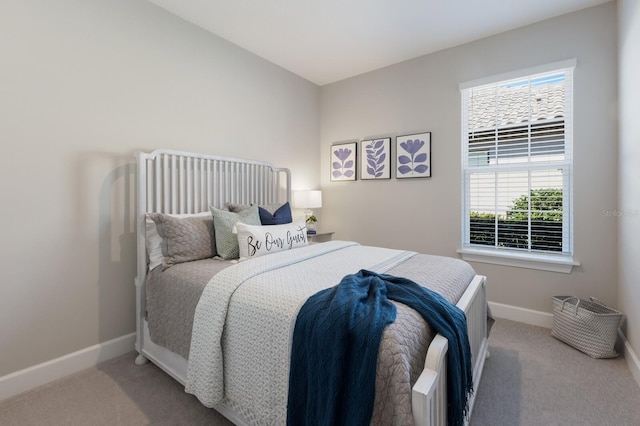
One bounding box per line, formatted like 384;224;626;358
146;257;234;358
146;241;476;425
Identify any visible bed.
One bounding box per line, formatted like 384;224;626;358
134;149;489;426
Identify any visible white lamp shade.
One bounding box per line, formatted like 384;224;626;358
292;190;322;209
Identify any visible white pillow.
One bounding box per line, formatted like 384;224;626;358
234;219;308;260
145;211;212;270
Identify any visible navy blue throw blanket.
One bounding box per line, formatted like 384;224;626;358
287;269;473;426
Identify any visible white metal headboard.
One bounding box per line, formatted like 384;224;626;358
134;149;291;356
136;149;291;216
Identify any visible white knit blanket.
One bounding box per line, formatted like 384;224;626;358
185;241;415;424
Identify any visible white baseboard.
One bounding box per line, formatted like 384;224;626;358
619;330;640;389
0;333;135;402
488;301;554;329
3;307;637;402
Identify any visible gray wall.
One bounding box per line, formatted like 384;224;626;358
618;0;640;365
1;0;631;380
320;3;619;314
0;0;320;376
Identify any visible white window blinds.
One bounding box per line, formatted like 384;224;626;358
461;64;574;256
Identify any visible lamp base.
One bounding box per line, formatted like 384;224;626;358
306;221;317;235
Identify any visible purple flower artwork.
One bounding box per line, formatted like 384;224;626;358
361;138;391;180
396;132;431;178
330;142;357;181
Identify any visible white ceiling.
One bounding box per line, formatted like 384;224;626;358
148;0;611;86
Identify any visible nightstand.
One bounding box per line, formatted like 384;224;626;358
307;231;334;243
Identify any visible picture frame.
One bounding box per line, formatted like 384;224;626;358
360;138;391;180
396;132;431;178
330;142;357;181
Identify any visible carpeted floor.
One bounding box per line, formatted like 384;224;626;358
0;350;232;426
471;319;640;425
1;318;639;425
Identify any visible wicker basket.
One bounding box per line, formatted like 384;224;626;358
551;296;623;359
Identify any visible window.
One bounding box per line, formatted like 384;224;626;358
460;60;578;273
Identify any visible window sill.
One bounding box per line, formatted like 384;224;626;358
457;247;579;273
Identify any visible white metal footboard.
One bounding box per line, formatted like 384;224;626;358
412;275;488;426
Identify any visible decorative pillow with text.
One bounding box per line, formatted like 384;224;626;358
235;219;308;260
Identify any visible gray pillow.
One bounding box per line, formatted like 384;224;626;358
149;213;216;268
211;205;261;259
224;202;250;213
224;202;284;215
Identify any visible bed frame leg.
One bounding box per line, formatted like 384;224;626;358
486;350;491;359
135;354;149;366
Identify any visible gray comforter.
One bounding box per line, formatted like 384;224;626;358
147;241;476;425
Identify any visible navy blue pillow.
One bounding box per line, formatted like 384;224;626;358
259;202;293;225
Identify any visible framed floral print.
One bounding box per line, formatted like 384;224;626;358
396;132;431;178
330;142;357;181
360;138;391;180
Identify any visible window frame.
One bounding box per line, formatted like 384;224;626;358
458;59;579;273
